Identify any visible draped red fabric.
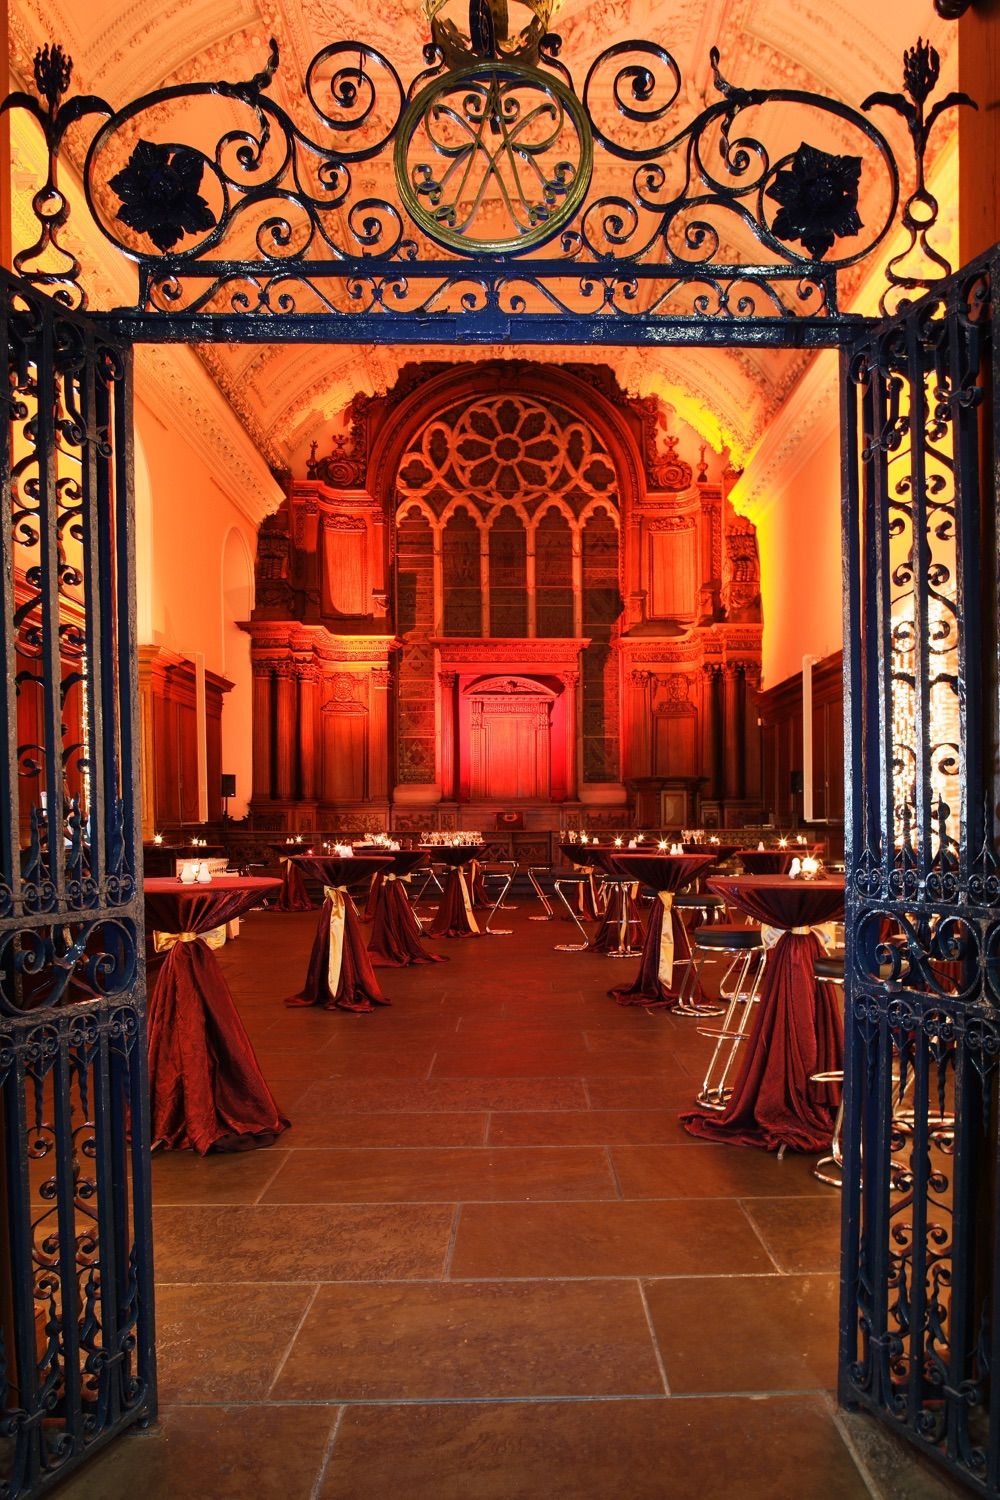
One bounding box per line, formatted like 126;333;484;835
364;870;384;922
147;942;289;1154
707;876;844;930
680;876;845;1152
278;859;313;912
429;867;481;938
143;877;286;1155
589;884;646;954
735;849;798;875
469;861;491;909
369;879;447;967
286;892;390;1011
680;930;843;1152
608;895;695;1006
608;853;714;1007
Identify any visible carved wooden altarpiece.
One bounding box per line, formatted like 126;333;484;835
245;361;763;829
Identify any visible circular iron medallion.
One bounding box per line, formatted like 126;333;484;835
394;61;593;255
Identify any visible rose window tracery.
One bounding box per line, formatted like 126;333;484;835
396;393;617;517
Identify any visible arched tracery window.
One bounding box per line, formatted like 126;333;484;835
394;393;623;787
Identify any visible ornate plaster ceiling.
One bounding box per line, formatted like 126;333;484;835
7;0;957;471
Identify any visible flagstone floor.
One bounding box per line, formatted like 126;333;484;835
59;897;965;1499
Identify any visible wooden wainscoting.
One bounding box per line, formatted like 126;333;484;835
757;651;844;831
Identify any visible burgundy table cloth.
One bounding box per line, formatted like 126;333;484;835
285;853;393;1011
144;876;287;1155
585;845;647;956
735;849;798;875
427;846;485;938
681;875;845;1153
608;853;717;1006
557;843;602;921
367;850;447;967
271;847;314;912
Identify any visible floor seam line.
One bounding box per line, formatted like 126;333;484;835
266;1282;322;1399
442;1203;462;1279
637;1279;671;1397
309;1404;346;1500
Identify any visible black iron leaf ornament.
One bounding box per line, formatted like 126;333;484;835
108;139;216;252
766;141;863;259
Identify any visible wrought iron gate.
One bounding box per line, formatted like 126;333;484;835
840;246;1000;1494
0;14;991;1499
0;270;155;1499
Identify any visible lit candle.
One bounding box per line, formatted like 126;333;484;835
153;833;163;845
658;839;668;850
636;833;644;844
614;836;623;848
801;856;820;880
779;837;788;849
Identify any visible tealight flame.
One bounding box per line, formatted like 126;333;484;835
779;837;788;848
658;839;668;850
153;833;163;845
801;856;820;880
614;836;623;847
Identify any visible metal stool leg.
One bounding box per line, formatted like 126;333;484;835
674;922;726;1018
810;1072;845;1186
694;948;767;1110
553;878;591;950
527;865;555;920
482;869;515;935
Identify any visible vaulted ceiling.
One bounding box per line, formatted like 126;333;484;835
7;0;957;472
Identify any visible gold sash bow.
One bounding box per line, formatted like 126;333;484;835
656;891;675;986
153;925;226;953
761;922;834;949
324;884;351;993
456;868;480;934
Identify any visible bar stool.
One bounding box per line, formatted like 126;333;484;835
526;865;555;920
595;876;645;958
478;863;517;935
810;953;846;1187
692;925;768;1109
672;892;727;1015
553;872;595;951
413;861;446;908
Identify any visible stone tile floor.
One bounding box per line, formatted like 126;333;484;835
58;901;967;1499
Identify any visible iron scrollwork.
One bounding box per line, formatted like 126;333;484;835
0;27;971;330
1;272;155;1499
841;247;1000;1495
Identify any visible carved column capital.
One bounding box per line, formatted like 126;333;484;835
439;671;458;689
371;667;392;688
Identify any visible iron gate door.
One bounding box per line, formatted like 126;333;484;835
0;271;156;1499
840;246;1000;1494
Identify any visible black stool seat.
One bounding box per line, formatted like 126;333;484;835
674;893;725;910
815;955;846;982
693;924;763;951
558;871;593;883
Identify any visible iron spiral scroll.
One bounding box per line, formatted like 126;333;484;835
0;32;971;328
